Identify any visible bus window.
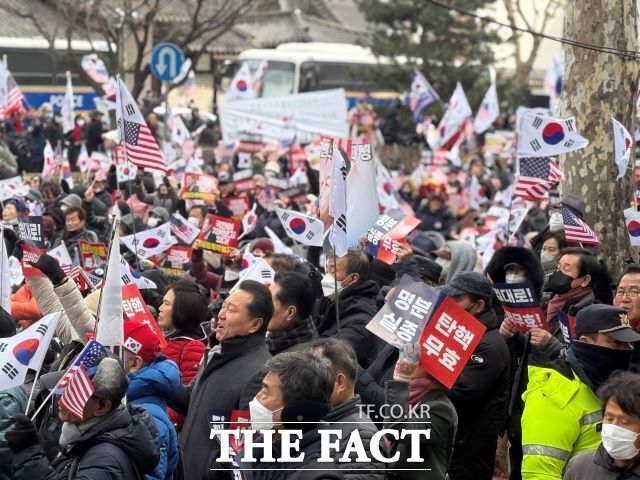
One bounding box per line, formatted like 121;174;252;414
299;61;394;93
260;61;295;97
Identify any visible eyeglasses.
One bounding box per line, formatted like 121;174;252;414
615;288;640;299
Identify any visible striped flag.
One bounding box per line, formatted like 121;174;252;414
409;68;440;124
562;208;600;245
56;340;107;419
81;54;110;85
115;77;167;172
513;157;564;200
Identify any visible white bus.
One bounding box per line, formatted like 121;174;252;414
236;42;399;106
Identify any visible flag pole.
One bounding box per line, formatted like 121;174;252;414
93;218;119;337
115;75;142;271
333;247;340;332
24;366;43;414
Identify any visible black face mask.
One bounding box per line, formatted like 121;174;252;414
569;341;633;389
545;270;574;294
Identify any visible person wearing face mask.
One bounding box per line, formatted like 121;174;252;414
167;280;272;480
147;206;170;229
538;231;569;293
315;248;384;369
438;271;510;480
229;351;336;477
122;320;180;480
564;371;640;479
67;115;85;170
5;357;160;479
544;247;600;333
521;304;640;480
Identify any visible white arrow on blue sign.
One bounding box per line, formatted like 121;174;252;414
150;42;185;81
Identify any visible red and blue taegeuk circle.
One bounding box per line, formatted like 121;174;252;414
542;122;565;145
289;218;306;234
13;338;40;366
236;80;248;92
628;220;640;237
143;238;161;249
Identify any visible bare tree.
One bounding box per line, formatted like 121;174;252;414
0;0;254;99
559;0;639;279
502;0;564;87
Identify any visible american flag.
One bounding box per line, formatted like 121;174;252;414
81;54;109;84
562;207;600;245
55;340;107;419
116;77;167;173
513;157;564;200
1;73;25;118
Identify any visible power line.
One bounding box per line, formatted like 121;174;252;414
426;0;640;61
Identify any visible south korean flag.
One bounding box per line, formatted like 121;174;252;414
517;112;589;156
276;208;324;247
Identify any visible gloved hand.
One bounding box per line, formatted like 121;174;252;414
12;239;24;261
28;253;66;286
5;414;40;453
393;342;420;383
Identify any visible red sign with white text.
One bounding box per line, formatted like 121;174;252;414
122;283;166;348
418;297;486;389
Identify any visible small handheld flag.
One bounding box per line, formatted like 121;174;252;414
612;117;633;181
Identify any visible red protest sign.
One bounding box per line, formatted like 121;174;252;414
418;297;486;389
378;215;421;264
180;173;219;201
229;409;251;453
493;282;548;332
122;283;166;348
223;196;250;220
21;244;46;277
78;241;108;271
195;214;241;256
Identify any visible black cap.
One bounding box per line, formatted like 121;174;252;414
438;271;493;303
574;304;640;342
413;255;442;284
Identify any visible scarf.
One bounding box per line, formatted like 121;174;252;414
408;377;434;407
546;286;592;323
59;404;124;448
266;318;316;355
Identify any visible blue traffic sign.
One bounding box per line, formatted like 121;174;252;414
150;43;185;81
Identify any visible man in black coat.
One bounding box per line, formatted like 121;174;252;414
168;280;272;480
315;249;384;369
439;272;510;480
84;111;104;155
7;357;160;480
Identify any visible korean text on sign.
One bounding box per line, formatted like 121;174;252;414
493;282;548;332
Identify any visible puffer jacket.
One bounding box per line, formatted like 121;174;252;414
0;386;27;480
12;404;160;480
10;284;42;327
161;332;205;429
128;355;181;480
323;396;385;479
27;276;96;345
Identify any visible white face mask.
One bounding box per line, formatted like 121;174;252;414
187;217;200;226
249;398;283;430
147;217;160;228
321;272;343;298
602;423;640;460
540;250;558;269
505;273;527;284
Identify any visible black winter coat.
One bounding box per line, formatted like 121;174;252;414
324;395;385;480
446;309;510;480
169;333;270;480
355;343;397;423
12;405;159;480
315;280;384;369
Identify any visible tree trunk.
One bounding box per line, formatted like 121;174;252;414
559;0;639;279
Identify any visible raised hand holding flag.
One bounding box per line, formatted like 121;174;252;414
612;117;633;180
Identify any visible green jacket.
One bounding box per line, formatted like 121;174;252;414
521;363;602;480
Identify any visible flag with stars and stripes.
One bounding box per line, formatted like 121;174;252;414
0;59;25;118
513;157;564;200
55;340;107;419
81;54;110;85
562;208;600;245
115;77;167;172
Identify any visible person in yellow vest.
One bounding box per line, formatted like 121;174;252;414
521;304;640;479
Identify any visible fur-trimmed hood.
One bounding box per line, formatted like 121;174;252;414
484;246;544;296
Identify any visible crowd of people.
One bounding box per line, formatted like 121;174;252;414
0;96;637;480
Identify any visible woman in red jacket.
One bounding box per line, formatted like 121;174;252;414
158;278;209;429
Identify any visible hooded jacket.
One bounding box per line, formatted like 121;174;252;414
440;241;478;284
324;395;385;480
446;308;510;480
12;404;160;480
484;246;545;297
316;280;384;369
127;355;181;480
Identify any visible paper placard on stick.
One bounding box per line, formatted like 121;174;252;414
493;282;547;332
